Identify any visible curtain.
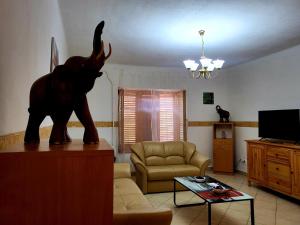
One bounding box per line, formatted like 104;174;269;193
118;88;186;153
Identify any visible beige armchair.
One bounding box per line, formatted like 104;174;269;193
130;141;210;194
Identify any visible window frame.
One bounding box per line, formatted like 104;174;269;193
118;88;187;153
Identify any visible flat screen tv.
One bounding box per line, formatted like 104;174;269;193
258;109;300;142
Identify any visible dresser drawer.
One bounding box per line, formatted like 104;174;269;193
267;161;291;180
268;176;291;194
267;161;291;193
267;147;290;163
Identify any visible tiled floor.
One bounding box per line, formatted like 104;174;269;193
145;172;300;225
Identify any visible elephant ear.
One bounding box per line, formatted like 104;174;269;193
93;21;105;55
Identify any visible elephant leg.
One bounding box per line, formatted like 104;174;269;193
50;111;72;145
64;126;72;142
74;95;99;144
24;113;46;144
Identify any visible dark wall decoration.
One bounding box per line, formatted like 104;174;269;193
24;21;112;145
203;92;214;104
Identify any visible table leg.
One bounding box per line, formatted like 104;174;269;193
173;179;176;206
250;199;255;225
208;203;211;225
173;179;206;208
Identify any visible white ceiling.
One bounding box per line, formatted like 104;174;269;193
58;0;300;68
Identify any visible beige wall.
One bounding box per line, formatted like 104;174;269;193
68;63;230;161
2;0;300;172
0;0;68;135
224;44;300;172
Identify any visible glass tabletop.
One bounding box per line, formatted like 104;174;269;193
174;176;254;203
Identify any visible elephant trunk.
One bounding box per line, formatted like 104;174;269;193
92;21;105;55
91;20;112;63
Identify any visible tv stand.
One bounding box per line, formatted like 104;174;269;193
267;139;284;144
259;138;294;145
246;140;300;200
294;141;300;145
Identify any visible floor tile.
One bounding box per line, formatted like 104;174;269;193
143;172;300;225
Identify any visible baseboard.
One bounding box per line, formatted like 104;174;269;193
235;169;247;176
209;166;247;176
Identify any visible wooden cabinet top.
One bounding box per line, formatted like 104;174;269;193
246;139;300;150
0;138;114;153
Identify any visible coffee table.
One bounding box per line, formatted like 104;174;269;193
174;176;255;225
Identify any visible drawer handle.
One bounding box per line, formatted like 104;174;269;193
276;181;280;185
276;167;279;171
275;154;279;157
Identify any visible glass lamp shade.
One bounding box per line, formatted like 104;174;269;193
190;62;199;71
183;59;195;70
200;57;212;68
183;60;199;71
207;63;215;72
213;59;225;69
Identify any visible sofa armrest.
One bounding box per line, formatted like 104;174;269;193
130;154;147;172
114;207;172;225
190;151;210;176
130;153;148;193
114;163;131;179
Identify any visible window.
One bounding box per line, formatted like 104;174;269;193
118;88;186;153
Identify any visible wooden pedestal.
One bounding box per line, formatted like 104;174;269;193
213;123;234;173
0;139;114;225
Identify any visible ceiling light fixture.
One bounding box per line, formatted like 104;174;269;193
183;30;225;79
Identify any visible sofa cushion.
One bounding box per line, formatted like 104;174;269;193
164;155;185;165
146;165;200;181
143;142;165;166
143;141;187;166
114;178;153;212
164;141;185;165
114;163;131;179
145;155;165;166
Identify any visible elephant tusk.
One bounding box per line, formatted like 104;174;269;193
96;41;104;60
104;43;112;61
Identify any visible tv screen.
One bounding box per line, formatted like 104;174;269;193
258;109;300;141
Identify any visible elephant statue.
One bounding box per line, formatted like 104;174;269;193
216;105;230;122
24;21;112;145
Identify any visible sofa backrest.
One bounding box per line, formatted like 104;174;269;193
133;141;196;166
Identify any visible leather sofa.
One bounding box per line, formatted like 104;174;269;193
113;163;172;225
130;141;210;194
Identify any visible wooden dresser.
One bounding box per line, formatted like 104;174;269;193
246;140;300;199
0;139;114;225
